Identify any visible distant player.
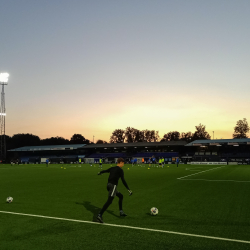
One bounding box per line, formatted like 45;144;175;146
99;158;102;169
152;156;156;167
159;158;162;168
46;158;49;167
148;157;152;168
79;158;81;165
96;158;132;223
131;158;134;167
141;158;144;167
134;158;137;166
176;157;179;167
161;157;164;168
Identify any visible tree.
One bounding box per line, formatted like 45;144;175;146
233;118;249;138
110;128;160;143
151;130;160;142
109;129;125;143
134;129;145;142
143;130;160;142
41;136;70;145
192;124;211;140
180;132;193;143
0;135;13;150
96;140;107;144
124;127;146;143
161;131;180;141
11;133;41;148
125;127;137;143
70;134;90;144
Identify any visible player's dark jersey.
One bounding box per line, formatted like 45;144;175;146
100;166;130;189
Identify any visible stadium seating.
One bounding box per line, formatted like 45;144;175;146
133;152;178;157
87;152;178;159
87;153;127;158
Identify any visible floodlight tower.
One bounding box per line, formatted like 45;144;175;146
0;73;9;162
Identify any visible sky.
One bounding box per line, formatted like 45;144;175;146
0;0;250;142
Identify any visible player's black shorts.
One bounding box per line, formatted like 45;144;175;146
159;163;162;166
99;163;102;165
107;183;120;197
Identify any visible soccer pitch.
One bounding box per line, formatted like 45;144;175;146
1;163;250;250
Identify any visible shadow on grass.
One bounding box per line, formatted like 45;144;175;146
76;201;120;222
146;212;165;218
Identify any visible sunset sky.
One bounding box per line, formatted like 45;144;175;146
1;0;250;142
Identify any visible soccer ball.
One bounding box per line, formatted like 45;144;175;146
150;207;158;215
6;197;13;203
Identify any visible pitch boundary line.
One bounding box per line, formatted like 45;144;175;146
178;179;250;183
0;210;250;244
177;166;226;180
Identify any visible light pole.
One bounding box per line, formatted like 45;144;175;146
0;73;9;162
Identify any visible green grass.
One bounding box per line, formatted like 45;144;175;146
0;163;250;249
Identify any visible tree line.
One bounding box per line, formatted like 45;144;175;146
106;118;249;143
2;118;249;149
2;134;91;151
108;124;210;144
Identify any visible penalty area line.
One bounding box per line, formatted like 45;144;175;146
177;166;226;180
178;179;250;183
0;210;250;244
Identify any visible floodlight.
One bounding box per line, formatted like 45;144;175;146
0;73;9;161
0;73;9;83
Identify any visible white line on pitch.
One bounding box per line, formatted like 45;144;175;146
178;179;250;183
0;210;249;244
185;168;204;171
177;166;226;180
187;169;204;171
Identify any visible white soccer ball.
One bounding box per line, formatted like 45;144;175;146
150;207;158;215
6;197;13;203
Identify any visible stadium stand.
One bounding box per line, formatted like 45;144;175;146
8;139;250;164
8;144;86;163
